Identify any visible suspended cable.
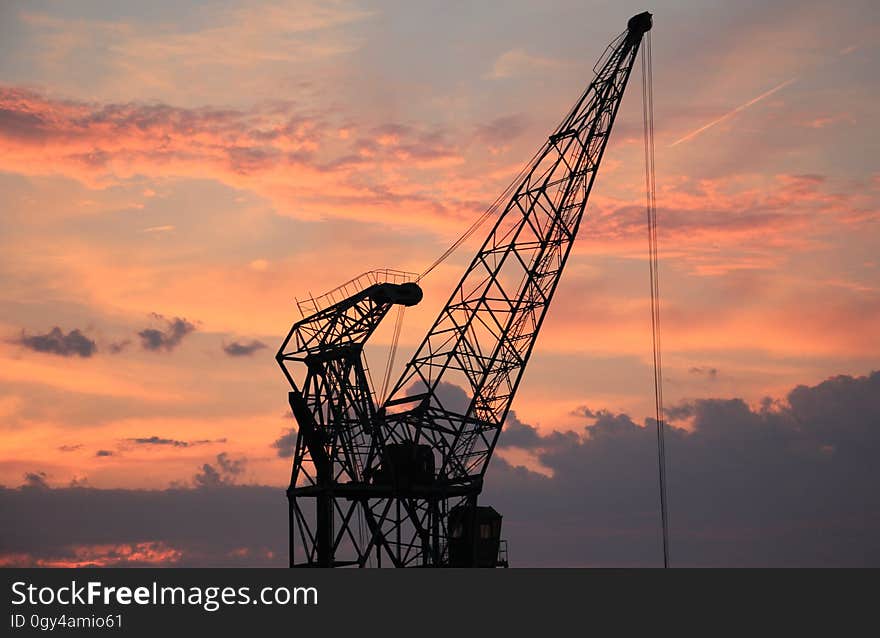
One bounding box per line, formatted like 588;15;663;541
417;139;548;282
418;204;496;282
372;134;547;405
379;304;406;403
641;31;670;568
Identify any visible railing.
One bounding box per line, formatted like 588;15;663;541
295;268;419;317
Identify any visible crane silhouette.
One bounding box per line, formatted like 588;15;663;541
277;11;654;567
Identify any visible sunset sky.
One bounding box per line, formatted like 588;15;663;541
1;0;879;566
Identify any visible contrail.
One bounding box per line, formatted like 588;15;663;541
669;78;797;147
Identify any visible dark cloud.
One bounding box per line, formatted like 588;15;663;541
226;147;279;175
216;452;245;477
2;372;879;566
689;366;719;379
498;413;546;450
412;380;471;414
0;106;48;142
484;370;880;566
22;472;48;490
0;485;285;567
108;339;131;354
14;327;96;357
193;453;246;488
271;429;297;458
193;464;224;488
95;450;114;457
138;314;196;352
126;436;226;448
57;444;82;453
663;402;695;422
129;436;187;447
223;340;267;357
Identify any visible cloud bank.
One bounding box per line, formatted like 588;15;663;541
2;371;878;566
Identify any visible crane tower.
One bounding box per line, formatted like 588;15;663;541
277;12;653;567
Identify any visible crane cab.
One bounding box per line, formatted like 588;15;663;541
447;505;504;567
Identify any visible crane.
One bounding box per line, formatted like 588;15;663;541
277;11;654;567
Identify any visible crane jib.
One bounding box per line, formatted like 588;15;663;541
381;15;652;480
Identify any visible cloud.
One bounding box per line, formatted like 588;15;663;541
414;380;471;414
216;452;245;477
497;413;546;450
126;436;226;449
0;485;284;567
271;429;297;459
14;327;96;358
3;371;880;566
22;472;48;490
193;453;246;488
485;370;880;566
570;406;597;419
0;86;471;232
1;81;870;269
663;403;695;422
138;314;196;352
95;450;114;457
108;340;131;354
223;340;268;357
57;444;83;453
0;541;183;567
579;172;848;261
688;367;719;379
192;465;224;488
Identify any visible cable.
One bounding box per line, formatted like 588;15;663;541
642;30;670;568
373;127;549;406
416;145;541;282
379;304;407;404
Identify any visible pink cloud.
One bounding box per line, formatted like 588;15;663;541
0;541;182;567
0;86;472;231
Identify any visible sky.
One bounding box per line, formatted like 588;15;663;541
0;0;878;566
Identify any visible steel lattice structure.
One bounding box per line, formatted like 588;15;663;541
277;12;653;567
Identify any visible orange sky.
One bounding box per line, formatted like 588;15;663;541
0;0;878;490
